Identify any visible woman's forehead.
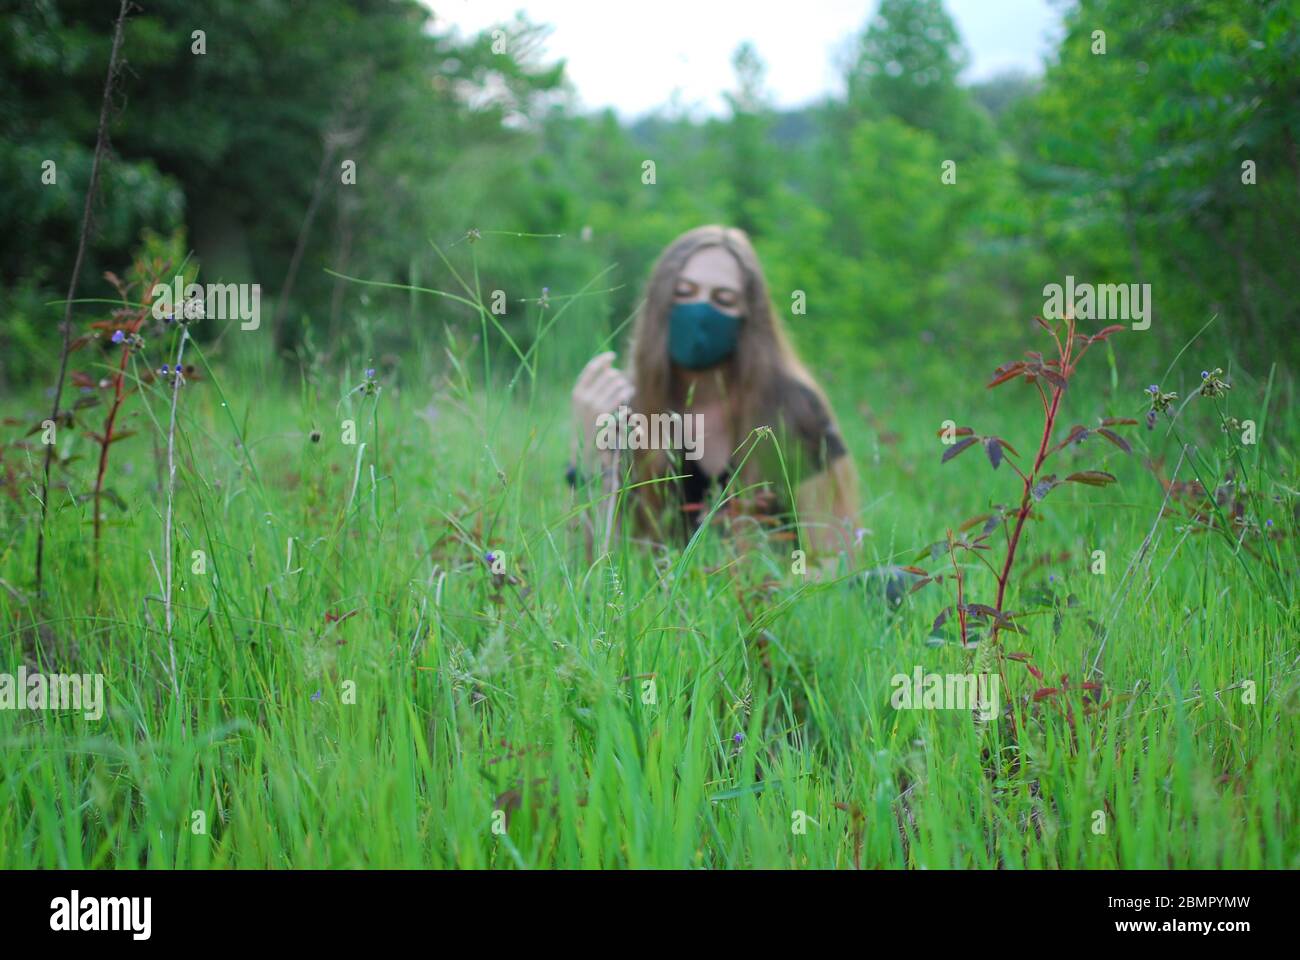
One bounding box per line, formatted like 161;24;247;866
679;245;742;288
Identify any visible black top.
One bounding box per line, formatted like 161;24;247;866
679;459;731;525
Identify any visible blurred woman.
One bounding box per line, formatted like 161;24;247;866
570;224;858;556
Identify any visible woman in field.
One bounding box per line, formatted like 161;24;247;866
570;224;858;556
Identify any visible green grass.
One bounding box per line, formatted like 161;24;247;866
1;313;1297;869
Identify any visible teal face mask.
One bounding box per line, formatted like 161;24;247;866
668;301;742;369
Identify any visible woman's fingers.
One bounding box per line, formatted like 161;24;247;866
593;370;635;413
574;351;616;394
588;367;623;402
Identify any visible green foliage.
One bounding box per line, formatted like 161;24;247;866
0;271;1295;865
1009;0;1300;365
1;0;1298;867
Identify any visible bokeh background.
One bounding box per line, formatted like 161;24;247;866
2;1;1297;872
3;0;1296;395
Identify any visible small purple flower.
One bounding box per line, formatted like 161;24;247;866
1201;370;1209;379
111;330;125;344
484;551;496;565
1147;384;1159;394
1048;574;1056;583
1266;519;1273;528
365;368;376;379
732;732;744;745
159;364;170;375
311;689;322;702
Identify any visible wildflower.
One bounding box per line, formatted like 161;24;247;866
111;330;125;344
159;364;170;376
732;732;745;746
311;689;322;703
1146;384;1178;415
1198;367;1231;399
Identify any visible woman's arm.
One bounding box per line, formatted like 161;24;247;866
794;455;858;558
570;351;635;552
570;351;633;472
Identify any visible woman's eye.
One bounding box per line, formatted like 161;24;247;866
674;281;699;299
711;288;739;308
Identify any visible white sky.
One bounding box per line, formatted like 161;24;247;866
427;0;1063;119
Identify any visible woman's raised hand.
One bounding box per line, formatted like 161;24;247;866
571;351;634;460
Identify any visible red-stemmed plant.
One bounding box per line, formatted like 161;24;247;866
912;316;1132;725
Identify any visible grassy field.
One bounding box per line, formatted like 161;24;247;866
1;293;1296;869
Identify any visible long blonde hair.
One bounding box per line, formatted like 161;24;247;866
625;224;858;541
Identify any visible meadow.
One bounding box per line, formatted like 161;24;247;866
1;239;1295;869
3;0;1297;873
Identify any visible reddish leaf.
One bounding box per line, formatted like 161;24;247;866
1031;475;1060;501
1089;324;1126;342
1059;424;1089;447
987;362;1027;388
1100;417;1139;427
1026;664;1045;680
936;425;974;438
1096;428;1132;453
984;437;1003;470
941;436;979;463
900;565;929;576
1041;368;1068;391
1006;651;1032;662
1032;687;1060;701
